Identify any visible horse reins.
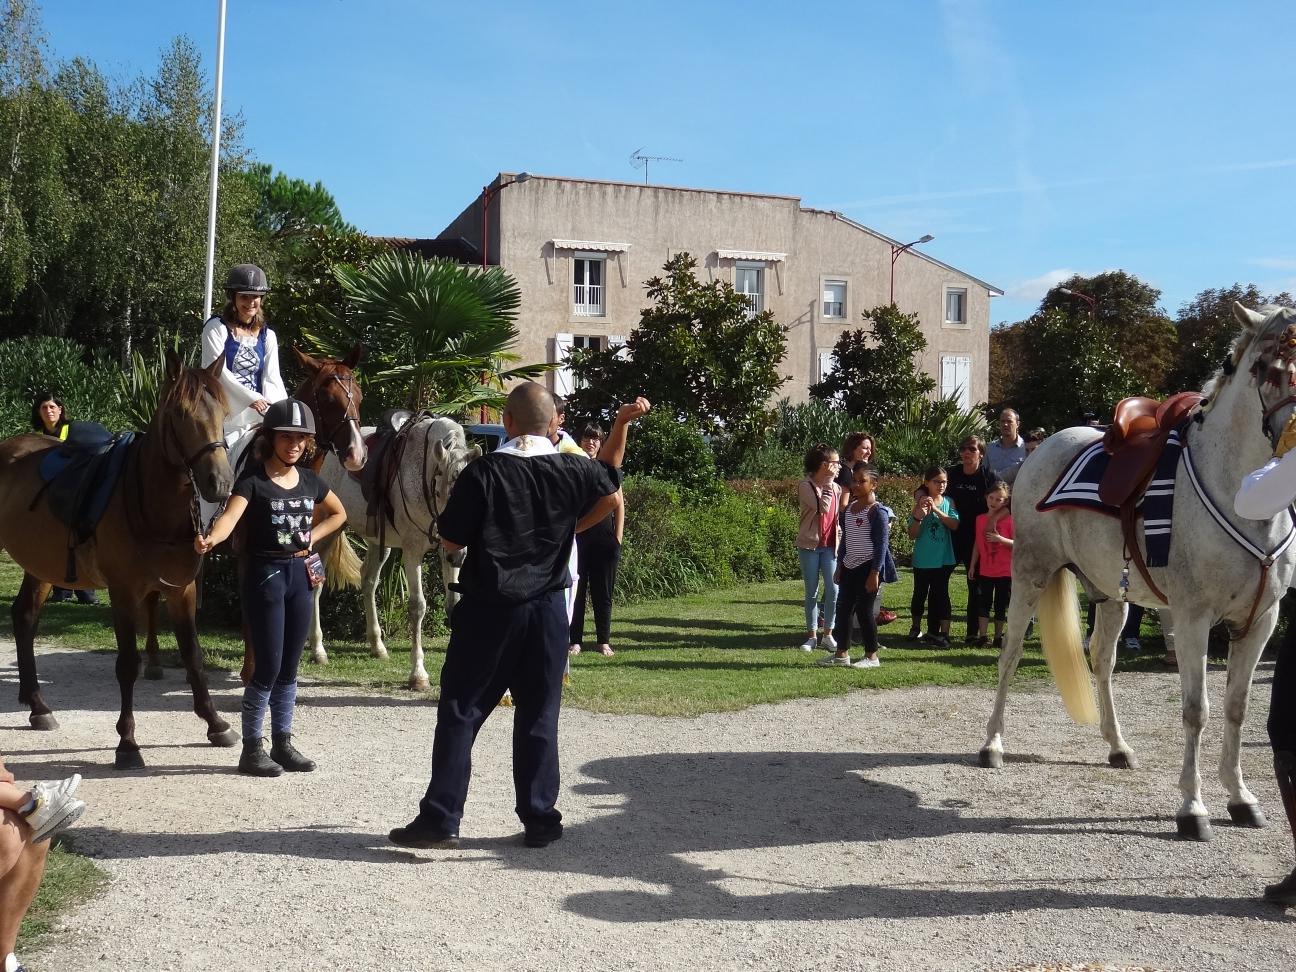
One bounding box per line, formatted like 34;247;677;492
311;372;362;460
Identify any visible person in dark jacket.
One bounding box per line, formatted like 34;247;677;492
946;435;997;643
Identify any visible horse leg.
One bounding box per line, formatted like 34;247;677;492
363;543;391;659
142;591;165;680
1172;615;1212;840
12;573;56;730
405;544;431;691
163;581;238;749
109;593;145;770
307;581;327;665
979;575;1044;768
1092;599;1137;768
1219;610;1273;828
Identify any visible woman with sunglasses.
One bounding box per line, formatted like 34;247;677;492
946;435;997;644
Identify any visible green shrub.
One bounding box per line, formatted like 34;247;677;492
623;411;718;491
713;439;802;479
875;396;992;474
0;336;130;436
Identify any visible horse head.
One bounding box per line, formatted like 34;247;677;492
160;349;234;503
292;344;367;473
1226;303;1296;450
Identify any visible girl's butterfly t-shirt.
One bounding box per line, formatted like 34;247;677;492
233;465;329;559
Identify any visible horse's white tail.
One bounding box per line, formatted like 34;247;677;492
1037;569;1099;725
324;533;362;590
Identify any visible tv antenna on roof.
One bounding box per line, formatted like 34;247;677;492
630;147;682;185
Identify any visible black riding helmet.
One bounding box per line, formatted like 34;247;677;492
262;398;315;435
225;263;271;295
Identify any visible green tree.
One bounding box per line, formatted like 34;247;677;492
566;253;788;442
245;161;349;241
302;250;549;417
809;304;935;431
1170;284;1296;392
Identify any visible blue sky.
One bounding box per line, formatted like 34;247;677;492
38;0;1296;326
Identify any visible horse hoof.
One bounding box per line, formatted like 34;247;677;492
207;727;239;748
1228;802;1267;828
311;651;329;665
1108;751;1138;770
114;748;145;771
143;664;164;680
408;675;430;692
29;713;59;731
977;748;1003;769
371;645;389;660
1175;814;1212;841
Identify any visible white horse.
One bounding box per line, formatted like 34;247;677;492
311;415;481;690
980;303;1296;841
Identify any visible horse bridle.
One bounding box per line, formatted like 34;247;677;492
1251;323;1296;440
311;372;362;456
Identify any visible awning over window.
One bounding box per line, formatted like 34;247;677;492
551;239;631;252
716;249;786;262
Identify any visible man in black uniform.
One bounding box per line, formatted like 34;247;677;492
390;384;649;849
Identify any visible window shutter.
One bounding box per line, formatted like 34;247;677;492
818;350;834;382
552;332;574;395
610;334;629;361
955;356;971;410
940;356;956;399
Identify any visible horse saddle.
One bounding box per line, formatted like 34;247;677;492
1099;392;1203;508
356;411;423;544
34;424;137;581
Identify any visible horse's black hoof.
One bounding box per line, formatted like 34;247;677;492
977;748;1003;769
208;727;239;748
114;748;145;771
1175;814;1212;841
1228;802;1267;828
143;664;164;680
29;712;58;731
1108;751;1138;770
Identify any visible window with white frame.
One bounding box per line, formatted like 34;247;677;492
573;255;605;317
735;263;764;315
572;335;605;352
822;280;846;320
940;355;972;410
944;287;968;328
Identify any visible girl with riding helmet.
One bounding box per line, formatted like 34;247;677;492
195;399;347;777
200;263;288;444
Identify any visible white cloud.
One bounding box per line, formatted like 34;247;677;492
1005;269;1076;302
1251;257;1296;271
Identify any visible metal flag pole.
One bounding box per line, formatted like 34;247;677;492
202;0;228;320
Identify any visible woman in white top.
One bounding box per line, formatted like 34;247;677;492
200;263;287;443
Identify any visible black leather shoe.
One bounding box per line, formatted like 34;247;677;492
238;739;284;777
523;821;563;848
270;734;316;772
389;819;459;849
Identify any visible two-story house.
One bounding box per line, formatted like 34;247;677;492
435;173;1001;406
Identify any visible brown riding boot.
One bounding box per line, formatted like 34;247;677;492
1265;750;1296;906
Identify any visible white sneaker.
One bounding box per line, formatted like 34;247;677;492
24;775;86;843
850;656;881;668
820;632;837;650
816;653;851;667
799;637;817;652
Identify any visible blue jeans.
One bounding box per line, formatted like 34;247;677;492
798;546;837;633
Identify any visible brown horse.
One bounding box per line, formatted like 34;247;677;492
0;352;236;769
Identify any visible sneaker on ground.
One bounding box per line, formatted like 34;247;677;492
877;609;898;625
928;633;950;648
820;632;837;650
24;776;86;843
907;627;923;640
1123;637;1141;653
850;656;881;668
799;636;817;652
816;653;851;667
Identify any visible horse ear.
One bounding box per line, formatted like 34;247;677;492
204;354;225;382
292;345;321;371
344;343;364;369
468;444;482;461
165;348;183;383
432;440;447;462
1233;302;1268;331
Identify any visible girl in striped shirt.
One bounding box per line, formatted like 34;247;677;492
819;464;889;669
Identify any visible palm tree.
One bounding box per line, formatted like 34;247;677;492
301;251;551;417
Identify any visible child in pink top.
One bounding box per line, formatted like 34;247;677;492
968;480;1014;647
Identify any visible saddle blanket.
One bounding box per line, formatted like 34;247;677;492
1037;429;1183;568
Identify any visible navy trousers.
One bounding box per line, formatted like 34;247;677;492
1272;598;1296;753
419;590;569;833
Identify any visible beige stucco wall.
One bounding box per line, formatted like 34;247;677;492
453;175;995;408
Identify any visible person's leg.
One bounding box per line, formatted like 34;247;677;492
854;577;879;658
993;578;1011;644
910;568;931;638
269;562;316;771
1266;606;1296;902
797;548;821;646
933;566;954;641
817;546;838;642
0;810;48;963
240;561;288;759
590;542;618;649
977;577;995;642
569;537;591;648
1121;603;1145;652
958;546;976;641
416;599;518;834
509;591;571;839
829;565;861;658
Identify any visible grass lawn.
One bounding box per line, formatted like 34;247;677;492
17;842;108;953
1;552;1171;718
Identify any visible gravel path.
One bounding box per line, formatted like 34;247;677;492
3;640;1294;972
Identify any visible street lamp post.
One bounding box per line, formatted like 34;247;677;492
480;172;531;269
1059;287;1097;321
889;234;934;305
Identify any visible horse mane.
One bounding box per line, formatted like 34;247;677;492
1200;303;1293;411
161;364;228;415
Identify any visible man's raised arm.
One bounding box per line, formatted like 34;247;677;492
595;397;651;469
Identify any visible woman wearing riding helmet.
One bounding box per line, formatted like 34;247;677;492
195;399;347;777
200;264;287;443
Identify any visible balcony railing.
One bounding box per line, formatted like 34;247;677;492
741;291;763;316
573;283;604;317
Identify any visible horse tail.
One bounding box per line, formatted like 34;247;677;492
1037;568;1099;725
324;532;362;590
